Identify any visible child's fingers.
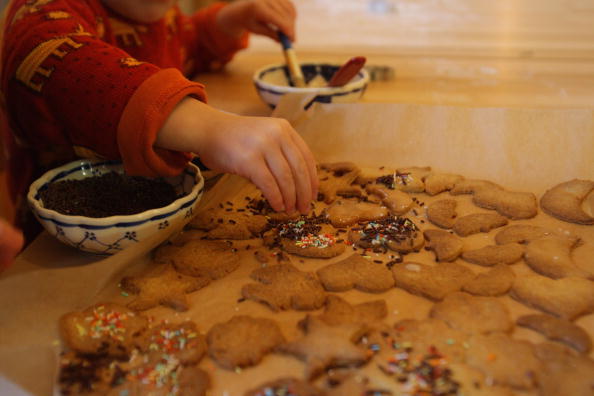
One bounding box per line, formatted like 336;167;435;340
263;148;297;214
248;157;286;212
279;140;313;213
253;2;295;41
289;131;318;200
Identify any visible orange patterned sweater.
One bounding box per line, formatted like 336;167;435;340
0;0;248;227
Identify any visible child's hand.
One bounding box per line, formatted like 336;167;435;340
216;0;297;42
0;219;24;272
156;98;317;214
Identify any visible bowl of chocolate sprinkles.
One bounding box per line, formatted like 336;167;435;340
27;159;204;254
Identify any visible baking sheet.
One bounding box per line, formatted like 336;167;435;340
1;98;593;395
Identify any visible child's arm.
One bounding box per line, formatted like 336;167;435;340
156;97;318;214
0;219;24;272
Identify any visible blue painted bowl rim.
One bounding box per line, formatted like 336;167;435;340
26;159;204;228
253;62;369;94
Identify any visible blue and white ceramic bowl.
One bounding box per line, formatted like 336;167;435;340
253;62;369;108
27;159;204;255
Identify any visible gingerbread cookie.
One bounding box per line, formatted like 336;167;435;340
426;199;458;229
245;378;322;396
524;237;592;279
450;179;498;195
452;213;508;237
464;333;542;389
318;162;362;203
304;295;387;328
494;224;579;245
325;199;388;227
462;264;515;296
58;351;122;395
136;321;207;364
272;216;345;258
392;261;475;300
540;179;594;225
279;317;368;379
516;314;591;354
370;167;427;193
207;315;285;369
424;173;464;196
430;292;513;334
59;303;148;356
534;342;594;396
156;239;240;280
461;243;524;267
472;186;538;220
349;216;423;253
510;275;594;320
189;208;268;239
120;263;209;311
447;363;517;396
365;185;413;215
423;229;464;261
242;264;327;311
316;254;395;293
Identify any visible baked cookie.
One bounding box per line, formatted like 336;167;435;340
136;321;207;364
426;199;458;229
464;333;542;389
242;264;327;311
516;314;592;354
272;216;345;258
365;184;413;215
494;224;579;245
452;213;508;237
472;186;538;220
304;295;387;328
279;317;368;379
524;237;592;279
157;239;240;280
392;261;475;301
510;275;594;320
461;243;524;267
316;254;395;293
348;216;423;253
450;179;499;195
534;342;594;396
429;292;513;334
448;363;517;396
368;318;468;364
462;264;515;296
369;167;427;193
318;162;362;203
207;315;285;369
540;179;594;225
245;378;322;396
58;351;210;396
423;173;464;196
59;303;148;356
120;263;209;311
325;199;388;227
189;208;268;239
423;229;464;261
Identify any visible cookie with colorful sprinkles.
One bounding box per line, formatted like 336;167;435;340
348;216;423;253
136;321;207;364
270;215;345;258
59;303;148;356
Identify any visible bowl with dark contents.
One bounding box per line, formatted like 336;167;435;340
27;159;204;254
253;62;369;108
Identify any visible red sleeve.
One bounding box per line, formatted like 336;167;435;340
188;2;249;73
1;0;205;178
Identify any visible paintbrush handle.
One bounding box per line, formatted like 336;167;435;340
277;31;305;88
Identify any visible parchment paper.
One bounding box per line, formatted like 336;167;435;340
1;97;593;395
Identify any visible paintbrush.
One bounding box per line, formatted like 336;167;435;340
277;31;305;88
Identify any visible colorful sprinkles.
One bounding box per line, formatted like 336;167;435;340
84;305;132;342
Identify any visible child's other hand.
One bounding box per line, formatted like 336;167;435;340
0;219;24;272
216;0;297;42
157;99;317;214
